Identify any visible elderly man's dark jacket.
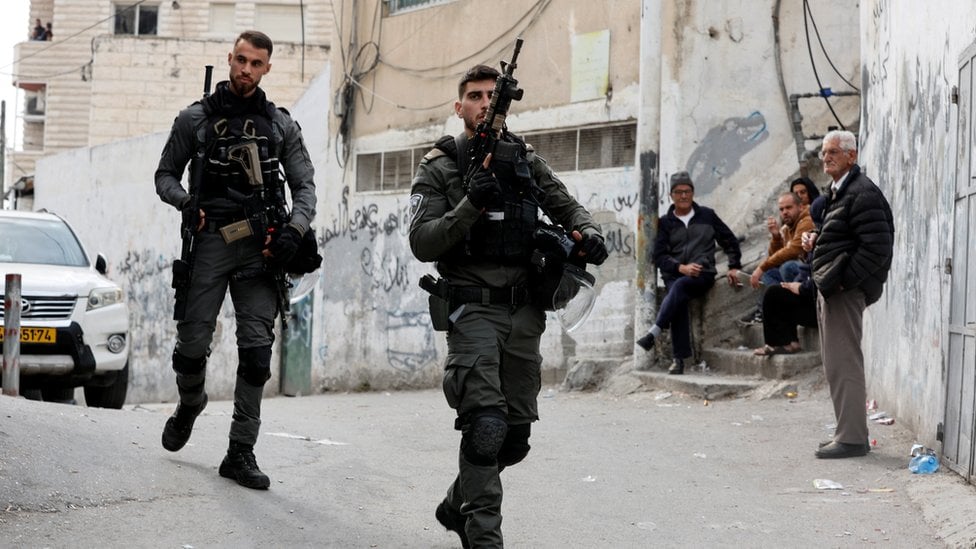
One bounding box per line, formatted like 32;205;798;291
812;164;894;305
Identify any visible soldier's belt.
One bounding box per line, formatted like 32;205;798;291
203;217;253;243
450;285;531;306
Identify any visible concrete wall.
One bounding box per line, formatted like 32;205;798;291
858;1;976;446
88;37;329;146
330;0;642;137
31;1;863;403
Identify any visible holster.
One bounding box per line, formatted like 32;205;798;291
419;274;451;331
171;258;191;320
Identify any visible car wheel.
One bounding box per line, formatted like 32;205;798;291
41;387;77;404
84;362;129;409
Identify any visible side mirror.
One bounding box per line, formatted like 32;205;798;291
95;253;108;275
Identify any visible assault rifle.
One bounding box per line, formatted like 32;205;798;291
464;38;525;184
224;146;295;330
171;65;214;320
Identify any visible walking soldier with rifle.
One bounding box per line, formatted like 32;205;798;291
154;30;318;490
409;40;608;547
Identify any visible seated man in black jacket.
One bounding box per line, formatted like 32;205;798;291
636;171;742;374
753;195;826;356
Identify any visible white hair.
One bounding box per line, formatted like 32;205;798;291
823;130;857;152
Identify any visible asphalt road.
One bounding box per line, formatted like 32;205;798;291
1;383;974;548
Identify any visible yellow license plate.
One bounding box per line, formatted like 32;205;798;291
0;327;57;344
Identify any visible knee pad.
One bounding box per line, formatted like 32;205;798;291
237;345;272;386
172;351;207;375
497;423;531;467
461;408;509;466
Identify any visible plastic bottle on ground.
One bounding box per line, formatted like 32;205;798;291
908;454;939;474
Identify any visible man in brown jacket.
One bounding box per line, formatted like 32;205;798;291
741;191;815;323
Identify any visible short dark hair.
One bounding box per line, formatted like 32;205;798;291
236;30;273;58
458;64;499;99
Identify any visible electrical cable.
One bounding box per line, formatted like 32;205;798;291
802;0;846;130
378;0;549;76
803;0;859;92
345;74;454;111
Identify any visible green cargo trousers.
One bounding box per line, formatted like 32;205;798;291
440;301;546;548
174;230;277;446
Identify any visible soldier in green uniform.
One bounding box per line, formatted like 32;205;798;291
409;64;608;548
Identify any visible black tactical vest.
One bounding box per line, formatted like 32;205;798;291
196;83;282;217
437;133;542;263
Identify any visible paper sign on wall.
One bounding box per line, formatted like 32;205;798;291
571;29;610;103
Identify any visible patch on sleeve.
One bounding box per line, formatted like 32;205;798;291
409;193;426;221
422;148;447;162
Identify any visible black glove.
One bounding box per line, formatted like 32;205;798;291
268;225;302;265
180;201;200;231
580;234;609;265
466;169;501;209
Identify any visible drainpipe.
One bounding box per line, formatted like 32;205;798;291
634;0;662;364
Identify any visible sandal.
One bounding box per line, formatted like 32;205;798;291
753;344;800;356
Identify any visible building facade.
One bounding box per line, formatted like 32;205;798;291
29;1;866;414
7;0;332;189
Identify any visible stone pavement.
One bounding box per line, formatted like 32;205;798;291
1;382;975;547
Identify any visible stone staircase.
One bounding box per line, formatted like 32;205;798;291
631;279;824;399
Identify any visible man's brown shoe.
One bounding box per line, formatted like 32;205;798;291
815;441;869;459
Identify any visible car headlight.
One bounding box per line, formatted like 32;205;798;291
88;287;124;310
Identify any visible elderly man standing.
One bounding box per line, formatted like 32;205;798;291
807;130;894;459
636;171;742;374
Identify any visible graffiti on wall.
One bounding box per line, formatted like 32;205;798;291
684;111;769;195
322;186;411;245
116;247;241;401
385;309;437;373
316;180;641;380
319;185;433;374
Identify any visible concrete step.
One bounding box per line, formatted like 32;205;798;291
701;346;822;379
734;323;820;351
632;370;763;400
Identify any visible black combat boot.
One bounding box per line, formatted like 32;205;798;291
161;394;208;452
219;441;270;490
435;500;470;549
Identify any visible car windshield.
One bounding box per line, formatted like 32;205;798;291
0;217;89;266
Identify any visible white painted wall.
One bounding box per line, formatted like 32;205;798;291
858;1;976;446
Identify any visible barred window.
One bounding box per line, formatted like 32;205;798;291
524;122;636;172
114;3;158;36
387;0;454;15
357;147;428;192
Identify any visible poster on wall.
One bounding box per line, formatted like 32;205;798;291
571;29;610;103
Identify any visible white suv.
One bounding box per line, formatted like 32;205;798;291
0;210;130;408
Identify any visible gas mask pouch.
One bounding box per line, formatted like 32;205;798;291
529;225;597;332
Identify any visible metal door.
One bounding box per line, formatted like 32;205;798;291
281;290;314;397
943;43;976;480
